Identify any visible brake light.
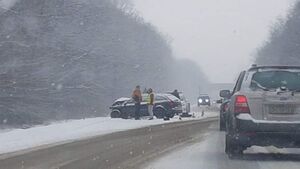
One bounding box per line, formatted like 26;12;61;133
234;95;250;114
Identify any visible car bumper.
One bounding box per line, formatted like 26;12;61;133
172;107;182;114
198;103;210;106
233;115;300;148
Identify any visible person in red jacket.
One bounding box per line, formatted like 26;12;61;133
132;85;142;120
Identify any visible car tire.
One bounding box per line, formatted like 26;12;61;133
167;112;175;118
225;134;244;158
110;110;121;118
120;112;129;119
154;108;166;119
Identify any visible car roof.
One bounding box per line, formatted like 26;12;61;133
199;94;209;96
166;91;183;93
142;93;171;99
115;97;130;102
198;95;210;98
248;65;300;71
164;94;180;100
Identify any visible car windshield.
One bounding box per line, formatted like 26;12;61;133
199;96;210;99
250;70;300;91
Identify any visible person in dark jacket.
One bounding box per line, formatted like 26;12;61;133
132;85;142;120
171;89;180;99
143;88;148;94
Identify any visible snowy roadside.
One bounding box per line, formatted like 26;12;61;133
0;111;217;156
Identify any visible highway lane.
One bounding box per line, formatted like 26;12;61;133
145;122;300;169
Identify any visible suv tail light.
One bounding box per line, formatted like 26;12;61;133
234;95;250;114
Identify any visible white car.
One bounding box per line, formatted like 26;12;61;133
224;65;300;157
179;93;190;114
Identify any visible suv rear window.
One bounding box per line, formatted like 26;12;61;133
250;70;300;91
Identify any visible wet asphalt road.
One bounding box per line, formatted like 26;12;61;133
145;122;300;169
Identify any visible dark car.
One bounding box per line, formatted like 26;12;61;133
224;65;300;157
219;99;230;131
218;90;231;131
110;93;182;119
197;95;211;107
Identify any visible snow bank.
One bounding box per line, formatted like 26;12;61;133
0;112;217;155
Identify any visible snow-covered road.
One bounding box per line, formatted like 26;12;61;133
0;110;217;156
145;122;300;169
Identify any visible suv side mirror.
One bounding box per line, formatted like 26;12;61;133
219;90;231;99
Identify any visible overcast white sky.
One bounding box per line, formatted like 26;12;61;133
133;0;296;83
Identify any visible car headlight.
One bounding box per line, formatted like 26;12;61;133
205;99;209;102
198;99;203;103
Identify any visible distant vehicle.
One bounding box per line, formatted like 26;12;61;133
224;65;300;157
197;94;211;107
110;93;182;119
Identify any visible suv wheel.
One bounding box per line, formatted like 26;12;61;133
225;134;244;157
167;112;175;118
110;110;121;118
120;111;129;119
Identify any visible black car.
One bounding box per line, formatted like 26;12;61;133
197;95;211;106
110;93;182;119
218;90;231;131
219;99;230;131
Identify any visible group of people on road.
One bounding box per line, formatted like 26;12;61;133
132;85;180;120
132;85;154;120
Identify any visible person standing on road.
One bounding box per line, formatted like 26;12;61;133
171;89;180;99
147;88;155;120
132;85;142;120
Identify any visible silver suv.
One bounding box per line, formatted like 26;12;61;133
222;65;300;157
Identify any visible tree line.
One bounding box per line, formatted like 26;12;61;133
0;0;207;126
256;2;300;65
